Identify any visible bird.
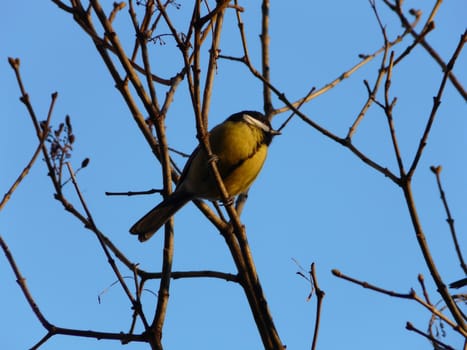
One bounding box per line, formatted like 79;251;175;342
129;110;280;242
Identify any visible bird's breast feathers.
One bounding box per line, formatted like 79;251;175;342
210;120;268;196
179;120;268;199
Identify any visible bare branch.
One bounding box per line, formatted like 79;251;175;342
66;162;151;330
261;0;272;116
406;321;456;350
347;0;392;139
140;269;239;283
332;269;466;336
0;84;56;210
402;181;467;332
408;29;467;179
383;52;406;177
0;235;147;347
383;0;467;100
309;263;325;350
431;166;467;275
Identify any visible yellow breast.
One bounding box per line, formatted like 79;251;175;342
182;120;268;200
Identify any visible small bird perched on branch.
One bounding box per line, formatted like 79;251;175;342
130;110;280;242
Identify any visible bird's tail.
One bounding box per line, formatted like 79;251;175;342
129;191;191;242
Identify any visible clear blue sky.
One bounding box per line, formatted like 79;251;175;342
1;1;466;349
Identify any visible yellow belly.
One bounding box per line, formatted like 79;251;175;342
180;120;268;200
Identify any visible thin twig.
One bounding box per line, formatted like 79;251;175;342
0;88;56;210
129;0;160;110
431;166;467;275
65;162;150;330
347;0;392;139
260;0;272;116
109;1;126;23
201;4;225;123
140;269;239;283
401;181;467;333
406;321;456;350
0;235;52;331
9;55;143;287
393;31;467;330
0;235;147;347
383;51;406;178
418;274;433;306
310;263;325;350
277;86;315;133
105;189;163;196
383;0;466;100
270;12;420;117
332;269;467;336
8;57;63;199
407;29;467;179
332;269;412;298
230;6;401;185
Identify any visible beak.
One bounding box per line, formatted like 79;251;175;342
270;129;281;136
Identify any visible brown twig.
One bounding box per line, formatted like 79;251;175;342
105;189;163;196
431;166;467;275
201;3;225;122
50;0;74;12
0;235;146;347
51;1;173;86
401;182;467;333
66;162;150;330
270;10;420;117
347;0;392;139
407;29;467;179
429;294;467;344
90;0;159;121
0;235;52;333
332;269;467;336
383;0;467;101
309;263;325;350
332;269;412;298
8;55;154;292
260;0;272;116
109;1;126;23
140;269;239;283
392;21;435;67
0;80;56;210
129;0;160;110
138;0;201;346
230;6;401;185
277;86;315;133
418;274;433;306
406;321;456;350
382;51;406;178
394;30;467;332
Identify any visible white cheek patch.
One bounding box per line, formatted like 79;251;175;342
243;113;271;133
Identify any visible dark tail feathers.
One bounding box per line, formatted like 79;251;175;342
129;191;191;242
